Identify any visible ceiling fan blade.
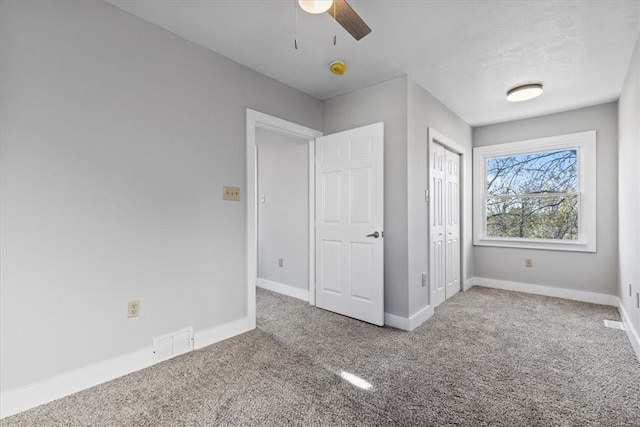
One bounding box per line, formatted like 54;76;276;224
327;0;372;41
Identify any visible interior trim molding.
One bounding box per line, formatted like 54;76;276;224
0;317;252;419
193;316;254;350
463;278;474;292
384;312;410;330
246;108;322;327
0;347;153;419
385;304;434;331
470;277;619;306
618;301;640;362
257;278;309;302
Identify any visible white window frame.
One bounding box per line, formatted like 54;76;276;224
473;130;596;252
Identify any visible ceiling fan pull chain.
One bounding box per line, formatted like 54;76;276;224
294;0;299;50
333;0;337;45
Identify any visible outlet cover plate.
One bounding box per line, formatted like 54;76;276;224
128;300;140;318
223;186;241;201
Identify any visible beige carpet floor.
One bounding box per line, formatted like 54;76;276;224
2;286;639;426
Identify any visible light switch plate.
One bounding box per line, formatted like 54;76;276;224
223;186;241;201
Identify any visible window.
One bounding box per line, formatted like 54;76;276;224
473;131;596;252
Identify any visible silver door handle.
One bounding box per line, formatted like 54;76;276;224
366;231;380;238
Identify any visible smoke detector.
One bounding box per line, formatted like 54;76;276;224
329;60;347;75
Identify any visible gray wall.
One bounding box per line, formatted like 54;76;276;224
406;78;473;316
256;128;309;290
618;36;640;328
473;103;619;295
0;0;322;392
323;76;473;318
323;76;409;317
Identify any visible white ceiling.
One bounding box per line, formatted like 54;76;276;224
106;0;639;126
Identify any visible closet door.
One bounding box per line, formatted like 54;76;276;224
430;142;461;308
429;143;446;308
445;149;460;299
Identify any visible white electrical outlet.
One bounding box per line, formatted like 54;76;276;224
278;258;284;267
128;300;140;318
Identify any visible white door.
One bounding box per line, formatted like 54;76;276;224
429;143;446;307
445;149;461;299
430;142;461;307
315;122;384;326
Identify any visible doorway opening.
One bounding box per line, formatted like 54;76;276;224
256;128;312;302
246;109;322;327
247;110;386;327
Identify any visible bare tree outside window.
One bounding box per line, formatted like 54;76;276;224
485;149;579;240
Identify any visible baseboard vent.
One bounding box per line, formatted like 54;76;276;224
153;327;194;362
603;319;625;330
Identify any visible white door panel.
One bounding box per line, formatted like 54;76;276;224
445;149;461;299
316;123;384;326
430;142;461;307
430;143;446;307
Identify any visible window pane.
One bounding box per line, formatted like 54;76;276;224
487;149;577;195
486;195;578;240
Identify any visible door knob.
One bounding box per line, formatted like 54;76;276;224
366;231;380;238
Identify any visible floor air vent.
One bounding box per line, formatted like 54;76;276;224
153;327;194;363
603;319;625;330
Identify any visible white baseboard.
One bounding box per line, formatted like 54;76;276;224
384;312;410;330
463;278;474;292
471;277;619;306
193;316;254;350
0;346;154;419
257;278;309;302
618;302;640;362
0;316;253;419
385;304;434;331
386;278;471;330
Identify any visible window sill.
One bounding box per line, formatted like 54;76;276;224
474;237;596;253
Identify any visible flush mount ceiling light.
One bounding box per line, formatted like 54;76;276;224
298;0;333;14
506;83;544;102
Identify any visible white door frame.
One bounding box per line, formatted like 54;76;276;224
246;109;322;326
427;128;467;302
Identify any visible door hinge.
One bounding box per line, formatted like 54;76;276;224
425;190;429;203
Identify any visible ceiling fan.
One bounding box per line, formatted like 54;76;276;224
298;0;372;41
